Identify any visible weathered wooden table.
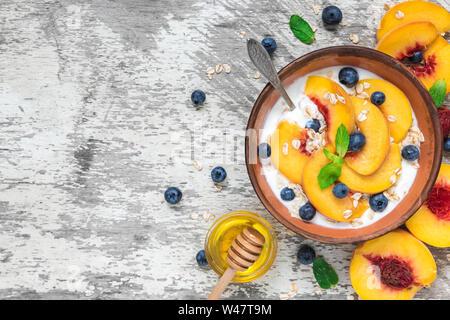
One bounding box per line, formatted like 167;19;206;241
0;0;448;300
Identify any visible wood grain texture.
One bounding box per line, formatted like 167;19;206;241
0;0;448;300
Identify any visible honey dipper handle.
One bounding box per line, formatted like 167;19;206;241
207;267;236;300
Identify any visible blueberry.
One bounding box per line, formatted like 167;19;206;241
408;51;423;64
445;138;450;152
261;37;277;54
297;244;316;265
211;166;227;183
164;187;182;204
258;142;271;159
299;202;316;221
280;187;295;201
305;119;321;132
348;131;366;152
338;67;359;88
191;90;206;105
196;250;208;267
322;6;343;25
370;91;386;106
401;145;420;161
333;183;349;199
369;193;388;212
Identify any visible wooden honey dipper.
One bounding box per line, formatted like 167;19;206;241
208;227;265;300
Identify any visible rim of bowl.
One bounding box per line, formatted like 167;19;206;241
245;45;443;243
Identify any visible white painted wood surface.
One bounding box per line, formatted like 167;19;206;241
0;0;448;299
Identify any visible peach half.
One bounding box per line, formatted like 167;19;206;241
406;163;450;247
375;21;439;61
270;120;310;184
340;144;401;194
344;97;390;176
304;76;354;147
358;79;412;143
302;147;368;222
350;229;437;300
413;37;450;94
377;0;450;41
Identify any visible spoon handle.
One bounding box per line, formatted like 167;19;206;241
247;38;295;111
207;267;236;300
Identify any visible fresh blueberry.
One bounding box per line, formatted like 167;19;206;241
280;187;295;201
370;91;386;106
369;193;389;212
196;250;208;267
299;202;316;221
305;119;321;132
261;37;277;54
445;138;450;152
258;142;271;159
333;183;349;199
164;187;182;204
401;145;420;161
408;51;423;64
322;6;343;25
348;131;366;152
297;244;316;265
211;166;227;183
191;90;206;105
338;67;359;88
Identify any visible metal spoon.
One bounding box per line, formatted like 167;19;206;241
247;38;295;111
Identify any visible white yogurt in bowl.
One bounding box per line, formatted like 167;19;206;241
259;66;423;229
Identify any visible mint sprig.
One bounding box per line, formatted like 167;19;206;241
289;15;315;44
313;257;339;289
429;79;447;108
317;124;349;190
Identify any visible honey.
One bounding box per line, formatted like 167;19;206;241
204;211;277;282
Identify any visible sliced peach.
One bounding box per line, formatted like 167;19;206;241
350;229;437;300
270;120;310;184
406;164;450;247
375;21;439;60
344;97;390;176
304;76;354;147
340;144;401;194
358;79;412;143
302;147;368;222
413;39;450;94
377;1;450;41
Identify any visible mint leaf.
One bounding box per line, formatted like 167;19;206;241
313;257;339;289
430;79;447;108
335;124;349;158
289;15;315;44
318;162;342;190
323;148;343;164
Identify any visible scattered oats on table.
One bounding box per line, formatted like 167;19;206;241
206;67;215;75
215;64;223;74
384;3;393;11
214;184;223;191
312;3;320;15
239;31;246;38
208;73;213;80
223;64;231;73
193;160;202;171
254;71;261;79
349;34;360;44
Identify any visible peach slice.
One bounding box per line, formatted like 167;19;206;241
344;97;390;176
350;229;437;300
413;38;450;94
406;164;450;247
375;21;439;60
270;120;310;184
302;147;368;222
377;1;450;41
358;79;412;143
340;144;401;194
304;76;354;147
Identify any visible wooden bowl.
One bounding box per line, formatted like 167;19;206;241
245;46;442;243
